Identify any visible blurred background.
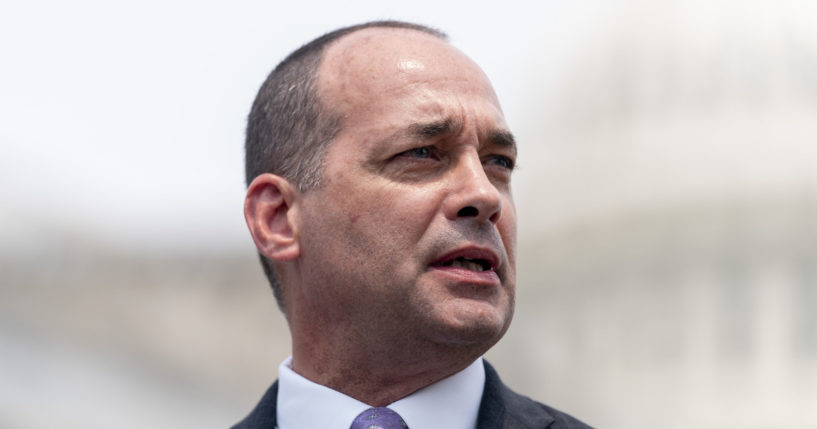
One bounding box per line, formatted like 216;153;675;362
2;0;816;427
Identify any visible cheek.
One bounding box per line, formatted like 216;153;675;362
353;185;439;229
499;200;517;243
328;189;411;252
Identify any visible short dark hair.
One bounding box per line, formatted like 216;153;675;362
245;21;447;310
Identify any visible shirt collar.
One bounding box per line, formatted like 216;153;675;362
277;356;485;429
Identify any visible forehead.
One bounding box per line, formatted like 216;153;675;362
316;28;504;126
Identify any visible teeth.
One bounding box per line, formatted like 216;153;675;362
450;258;488;272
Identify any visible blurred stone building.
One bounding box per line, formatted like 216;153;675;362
492;2;817;428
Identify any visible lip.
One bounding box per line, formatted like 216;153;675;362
428;244;502;287
429;245;501;272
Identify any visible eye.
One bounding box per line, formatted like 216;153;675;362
485;155;515;170
399;146;437;159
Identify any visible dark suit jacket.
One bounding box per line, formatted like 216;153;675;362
232;361;592;429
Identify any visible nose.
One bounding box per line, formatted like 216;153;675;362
444;152;503;224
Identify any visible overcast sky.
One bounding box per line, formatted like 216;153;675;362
1;0;598;254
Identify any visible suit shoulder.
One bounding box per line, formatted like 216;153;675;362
500;386;592;429
526;399;593;429
480;361;593;429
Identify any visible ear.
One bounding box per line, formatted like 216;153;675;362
244;173;300;262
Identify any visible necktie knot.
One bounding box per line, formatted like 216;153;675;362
349;407;409;429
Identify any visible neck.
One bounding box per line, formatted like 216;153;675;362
290;330;482;406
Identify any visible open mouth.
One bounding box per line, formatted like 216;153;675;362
438;257;492;272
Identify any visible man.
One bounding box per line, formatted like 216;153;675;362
236;21;591;429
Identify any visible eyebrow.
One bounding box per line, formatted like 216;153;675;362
406;118;517;154
488;129;517;155
407;118;461;139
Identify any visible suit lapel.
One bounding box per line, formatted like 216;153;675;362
477;361;556;429
232;381;278;429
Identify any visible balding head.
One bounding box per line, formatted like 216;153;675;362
317;27;503;137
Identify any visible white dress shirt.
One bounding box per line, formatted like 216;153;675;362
276;356;486;429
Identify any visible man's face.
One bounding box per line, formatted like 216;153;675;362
294;29;516;351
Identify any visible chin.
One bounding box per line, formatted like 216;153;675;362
429;302;514;348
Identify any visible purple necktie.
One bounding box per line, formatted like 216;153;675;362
349;407;409;429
